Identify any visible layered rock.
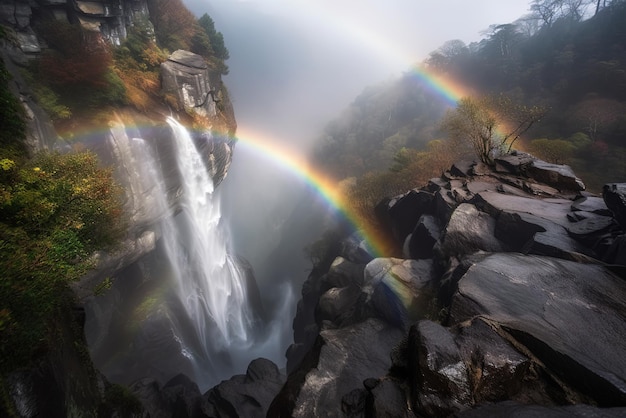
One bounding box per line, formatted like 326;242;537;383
267;155;626;417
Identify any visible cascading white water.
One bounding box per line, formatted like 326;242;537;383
163;117;254;350
88;117;295;391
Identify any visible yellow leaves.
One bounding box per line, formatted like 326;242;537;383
1;159;15;171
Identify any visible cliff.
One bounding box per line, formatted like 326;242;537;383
1;0;237;297
262;155;626;417
0;1;238;415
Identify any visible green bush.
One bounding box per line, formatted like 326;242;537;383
0;151;124;373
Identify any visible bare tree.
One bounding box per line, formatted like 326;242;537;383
440;95;547;165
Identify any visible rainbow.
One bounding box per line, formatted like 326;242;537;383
229;126;392;258
406;64;474;106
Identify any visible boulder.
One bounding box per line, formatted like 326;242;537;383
201;358;285;418
603;183;626;230
269;318;404;417
526;159;585;192
440;203;505;257
449;253;626;406
161;50;217;119
387;190;434;242
366;378;412;418
455;318;530;403
320;257;365;291
363;258;434;328
406;214;442;259
408;320;472;416
316;285;361;324
131;375;205;418
571;195;612;216
473;191;589;260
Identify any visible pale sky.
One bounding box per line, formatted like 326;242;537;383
180;0;534;298
184;0;533;143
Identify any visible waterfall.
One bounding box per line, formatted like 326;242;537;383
88;117;268;391
163;117;254;350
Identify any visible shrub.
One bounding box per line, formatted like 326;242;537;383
0;151;124;372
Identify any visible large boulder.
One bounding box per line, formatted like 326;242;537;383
363;258;434;328
386;190;434;242
408;320;472;416
439;203;505;258
201;358;285;418
449;253;626;406
161;50;216;115
603;183;626;230
269;318;404;417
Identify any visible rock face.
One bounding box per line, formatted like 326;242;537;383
1;4;240;417
0;0;151;46
270;156;626;417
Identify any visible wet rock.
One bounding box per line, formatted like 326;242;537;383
363;258;434;328
526;159;585;192
270;318;404;418
340;232;376;264
571;196;612;216
316;285;361;324
341;388;367;417
455;318;530;403
161;374;203;417
202;358;285;418
320;257;365;291
603;234;626;266
387;190;434;242
440;203;505;257
408;320;472;416
450;160;475;177
473;191;589;260
407;214;442;259
493;152;536;174
433;189;457;224
453;400;626;417
426;177;448;193
367;378;412;418
603;183;626;230
449;253;626;406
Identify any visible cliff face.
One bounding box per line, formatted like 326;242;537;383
1;3;238;415
264;155;626;417
0;0;237;294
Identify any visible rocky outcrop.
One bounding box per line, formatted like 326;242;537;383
265;155;626;417
0;0;151;46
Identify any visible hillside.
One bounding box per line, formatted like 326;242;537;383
315;0;626;226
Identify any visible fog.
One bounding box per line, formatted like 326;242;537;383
182;0;532;341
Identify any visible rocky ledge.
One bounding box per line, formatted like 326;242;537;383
258;153;626;417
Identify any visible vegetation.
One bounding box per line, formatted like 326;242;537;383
148;0;230;74
440;94;546;165
0;150;124;372
313;0;626;242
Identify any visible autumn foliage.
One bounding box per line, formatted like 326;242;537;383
38;20;112;89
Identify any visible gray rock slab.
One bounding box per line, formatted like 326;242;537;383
453;400;626;417
449;253;626;406
441;203;505;257
289;318;404;417
363;258;434;327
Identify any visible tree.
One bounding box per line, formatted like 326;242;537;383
440;95;547;165
198;14;230;61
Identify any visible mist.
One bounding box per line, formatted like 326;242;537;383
182;0;532;359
